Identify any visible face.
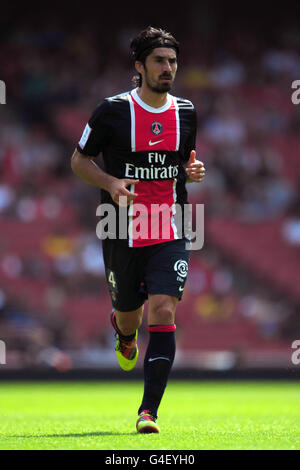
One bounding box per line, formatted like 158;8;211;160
136;47;178;93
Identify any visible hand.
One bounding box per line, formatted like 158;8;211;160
185;150;206;183
108;178;140;206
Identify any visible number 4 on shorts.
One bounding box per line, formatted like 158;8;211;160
108;270;117;289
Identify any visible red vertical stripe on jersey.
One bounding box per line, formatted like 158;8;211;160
129;93;179;247
131;95;178;152
129;180;177;247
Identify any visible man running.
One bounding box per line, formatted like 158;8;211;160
71;26;205;433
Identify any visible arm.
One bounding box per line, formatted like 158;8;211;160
71;149;116;192
71;149;139;206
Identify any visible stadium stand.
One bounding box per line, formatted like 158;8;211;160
0;6;299;370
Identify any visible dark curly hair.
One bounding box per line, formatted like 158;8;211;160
130;26;179;88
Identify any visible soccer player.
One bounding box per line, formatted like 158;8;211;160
71;26;205;433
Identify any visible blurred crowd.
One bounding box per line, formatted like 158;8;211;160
0;15;300;368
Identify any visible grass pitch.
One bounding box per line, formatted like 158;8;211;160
0;381;299;450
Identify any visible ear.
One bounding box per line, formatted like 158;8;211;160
135;61;144;75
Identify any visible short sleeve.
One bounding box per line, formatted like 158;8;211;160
77;99;112;157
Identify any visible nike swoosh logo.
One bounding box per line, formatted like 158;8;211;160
149;139;164;146
148;356;171;363
179;286;184;292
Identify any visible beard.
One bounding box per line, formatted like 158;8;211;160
144;69;174;93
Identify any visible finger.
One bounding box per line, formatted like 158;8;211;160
187;170;205;178
188;165;206;172
115;193;138;207
188;161;204;169
188;150;196;165
187;169;206;180
124;179;140;186
120;188;138;198
189;169;206;176
189;150;196;164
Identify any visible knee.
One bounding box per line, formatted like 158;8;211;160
150;305;174;325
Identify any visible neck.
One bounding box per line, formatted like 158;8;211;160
137;86;168;108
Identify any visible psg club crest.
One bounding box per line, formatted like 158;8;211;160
151;122;163;135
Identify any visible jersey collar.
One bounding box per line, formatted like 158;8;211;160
131;88;172;113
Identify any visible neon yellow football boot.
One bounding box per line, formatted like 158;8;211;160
111;310;139;371
136;410;160;434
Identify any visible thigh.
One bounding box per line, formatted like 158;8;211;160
102;239;147;311
143;239;191;301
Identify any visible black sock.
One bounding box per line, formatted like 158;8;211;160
138;325;176;419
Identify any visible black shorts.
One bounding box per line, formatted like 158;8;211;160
102;238;191;312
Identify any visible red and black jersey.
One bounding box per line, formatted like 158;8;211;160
77;88;197;247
